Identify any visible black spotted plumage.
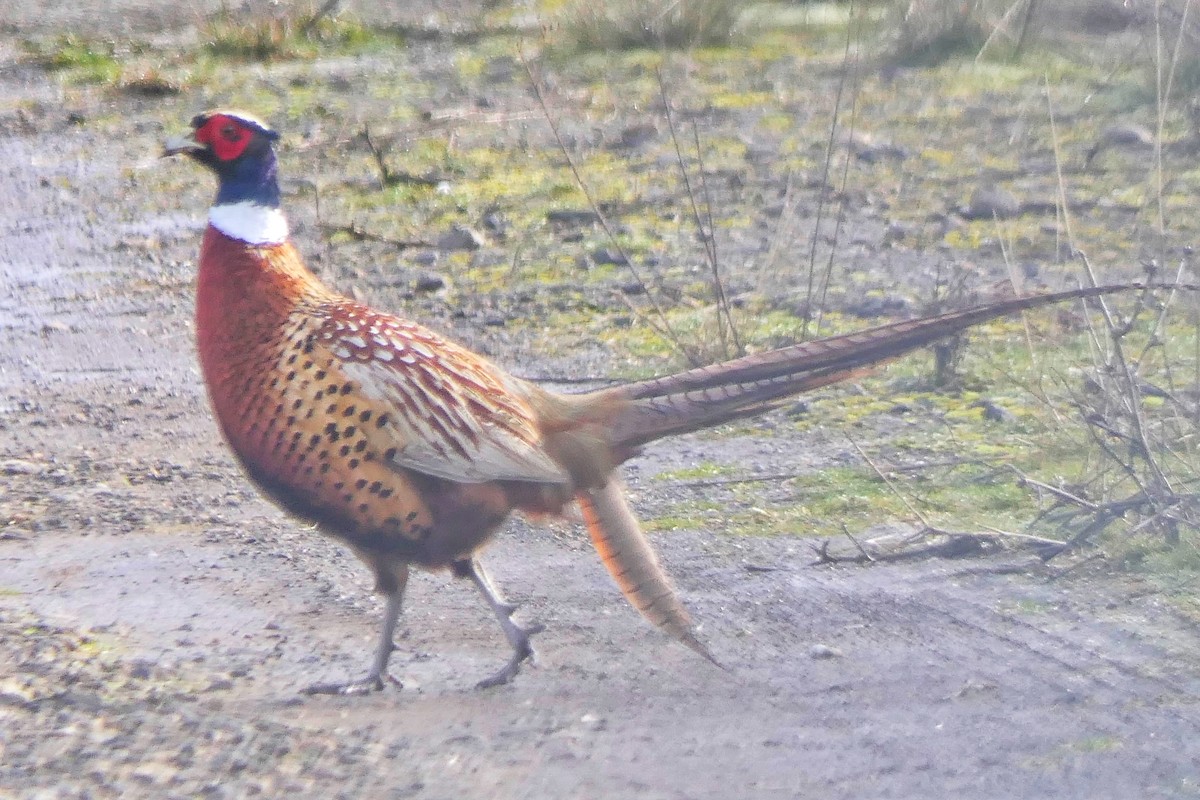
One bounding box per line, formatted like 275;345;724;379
168;108;1160;694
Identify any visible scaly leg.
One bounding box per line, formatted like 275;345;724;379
454;557;544;689
304;565;409;695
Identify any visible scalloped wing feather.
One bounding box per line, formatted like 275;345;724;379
314;302;569;486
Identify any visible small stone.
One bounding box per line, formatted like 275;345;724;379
437;225;485;251
590;247;628;267
882;221;912;246
128;660;155;679
1;459;40;475
579;712;607;730
809;643;842;660
483;56;516;84
785;400;810;417
846;131;908;163
481;211;507;237
1085;122;1154;166
963;185;1020;220
413;272;447;293
974;399;1016;423
547;209;600;226
845;293;912;319
617;123;658;149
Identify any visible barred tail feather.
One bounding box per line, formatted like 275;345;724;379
618;285;1159;404
577;478;718;665
611;365;879;449
610;284;1166;448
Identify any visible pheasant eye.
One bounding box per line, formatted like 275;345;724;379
202;116;255;161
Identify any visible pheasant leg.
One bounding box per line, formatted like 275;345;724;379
304;566;409;695
454;558;544;689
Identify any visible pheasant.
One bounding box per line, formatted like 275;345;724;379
166;109;1154;694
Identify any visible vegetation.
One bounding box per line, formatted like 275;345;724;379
553;0;746;51
20;0;1200;573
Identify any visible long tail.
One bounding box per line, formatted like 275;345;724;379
573;282;1183;662
576;478;719;665
607;283;1168;448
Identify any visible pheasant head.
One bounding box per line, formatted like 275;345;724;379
164;109;287;245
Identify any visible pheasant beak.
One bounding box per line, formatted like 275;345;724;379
162;132;204;157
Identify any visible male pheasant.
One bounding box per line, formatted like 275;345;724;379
166;109;1150;694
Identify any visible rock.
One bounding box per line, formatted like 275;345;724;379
483;56;516;84
590;247;628;267
1085;122;1154;166
809;644;843;660
785;400;810;418
547;209;600;226
436;225;485;251
845;293;912;318
963;184;1021;220
846;131;908;163
1;459;41;475
616;123;658;149
882;221;912;246
413;272;447;293
974;399;1016;423
481;210;507;237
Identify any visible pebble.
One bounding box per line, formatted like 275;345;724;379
1;459;41;475
413;272;447;293
809;644;843;660
546;209;600;226
617;123;658;149
963;185;1020;220
436;224;485;251
974;399;1016;424
590;247;628;267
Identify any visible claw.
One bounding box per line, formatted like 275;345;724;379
304;576;408;697
453;557;549;689
475;621;543;689
302;671;399;696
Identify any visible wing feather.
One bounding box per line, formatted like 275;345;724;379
310;302;568;486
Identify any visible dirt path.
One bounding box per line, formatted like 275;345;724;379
2;27;1200;800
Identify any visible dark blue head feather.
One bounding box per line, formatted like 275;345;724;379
213;146;281;208
187;110;283;209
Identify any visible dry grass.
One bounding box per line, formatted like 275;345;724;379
555;0;745;51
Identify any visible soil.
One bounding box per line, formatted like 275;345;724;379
3;4;1200;799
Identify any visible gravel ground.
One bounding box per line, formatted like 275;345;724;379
3;3;1200;798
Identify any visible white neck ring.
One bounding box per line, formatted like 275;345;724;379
209;201;289;245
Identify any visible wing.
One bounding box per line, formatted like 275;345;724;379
308;301;569;486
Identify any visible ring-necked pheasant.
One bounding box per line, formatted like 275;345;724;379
166;109;1153;694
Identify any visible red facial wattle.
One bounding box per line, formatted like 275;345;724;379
195;115;252;162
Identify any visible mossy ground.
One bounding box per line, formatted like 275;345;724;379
15;2;1200;565
9;5;1200;795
